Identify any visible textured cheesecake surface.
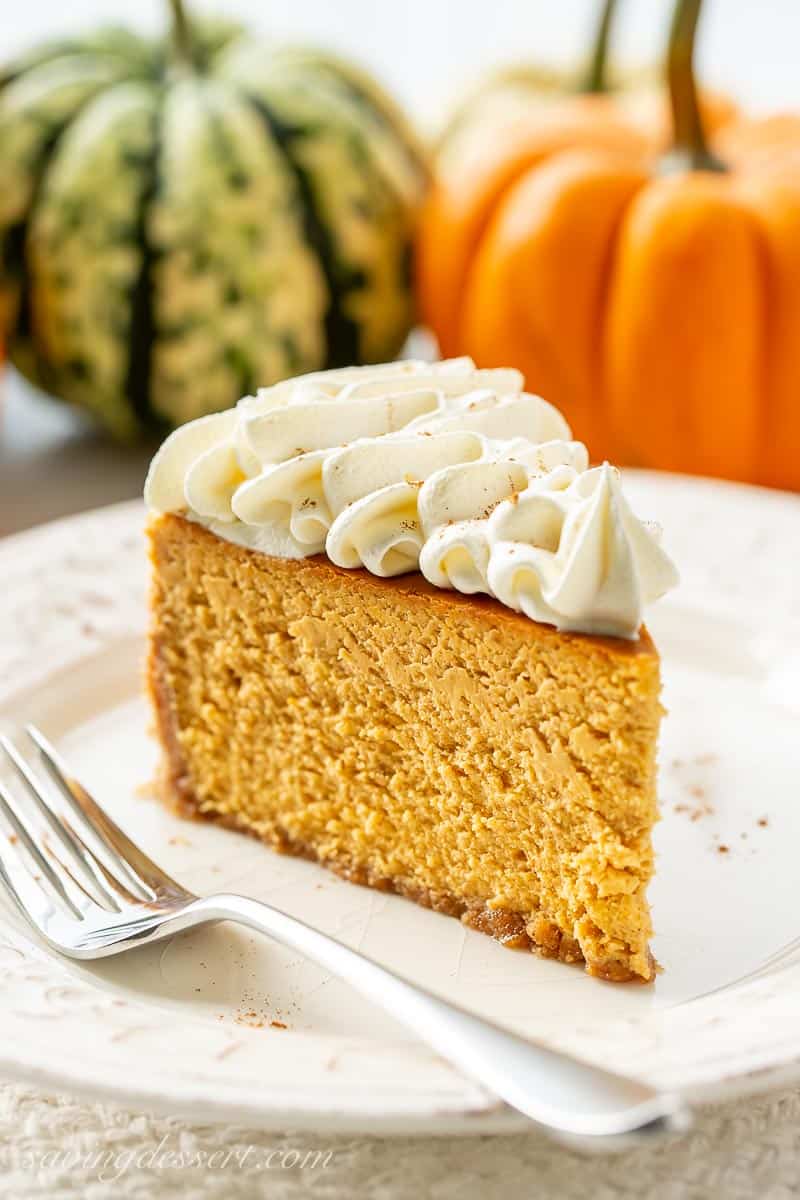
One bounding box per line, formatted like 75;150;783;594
147;513;663;982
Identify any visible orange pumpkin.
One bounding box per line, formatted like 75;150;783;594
423;0;735;361
416;0;800;490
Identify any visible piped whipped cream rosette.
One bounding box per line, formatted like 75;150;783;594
421;463;678;637
145;357;678;638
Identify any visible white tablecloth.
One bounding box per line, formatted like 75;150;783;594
3;374;800;1198
2;1082;800;1199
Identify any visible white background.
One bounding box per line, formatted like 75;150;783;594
5;0;800;120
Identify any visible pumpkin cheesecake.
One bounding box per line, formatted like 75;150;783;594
144;358;678;982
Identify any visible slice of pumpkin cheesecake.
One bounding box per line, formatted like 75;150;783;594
144;358;678;981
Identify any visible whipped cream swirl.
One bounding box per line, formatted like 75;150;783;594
145;358;678;638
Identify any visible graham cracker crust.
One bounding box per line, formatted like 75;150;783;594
148;632;650;984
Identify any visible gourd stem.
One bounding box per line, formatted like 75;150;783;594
168;0;195;67
582;0;619;94
663;0;725;171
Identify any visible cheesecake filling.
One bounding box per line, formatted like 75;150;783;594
144;357;678;638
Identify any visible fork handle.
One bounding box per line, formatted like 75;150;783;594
186;893;689;1143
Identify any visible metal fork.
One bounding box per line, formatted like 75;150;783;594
0;725;689;1146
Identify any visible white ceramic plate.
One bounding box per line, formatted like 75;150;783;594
1;474;800;1135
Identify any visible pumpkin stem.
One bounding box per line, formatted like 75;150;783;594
663;0;725;172
582;0;619;94
168;0;196;68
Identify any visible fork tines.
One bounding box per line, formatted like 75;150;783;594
0;726;175;925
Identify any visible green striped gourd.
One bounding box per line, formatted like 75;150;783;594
0;2;427;439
